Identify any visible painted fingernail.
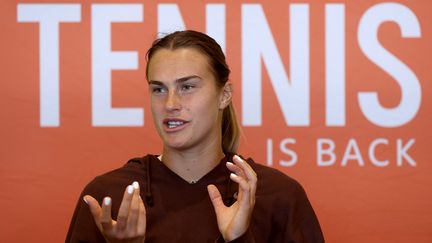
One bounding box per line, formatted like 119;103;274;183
104;197;111;206
132;181;139;189
127;185;134;194
83;196;88;204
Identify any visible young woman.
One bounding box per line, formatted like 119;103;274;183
66;30;324;243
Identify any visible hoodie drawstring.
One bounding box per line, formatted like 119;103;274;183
145;158;154;207
224;153;236;206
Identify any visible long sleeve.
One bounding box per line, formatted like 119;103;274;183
66;155;324;243
65;184;106;243
248;159;325;243
288;183;324;243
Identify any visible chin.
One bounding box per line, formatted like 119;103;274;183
163;138;192;150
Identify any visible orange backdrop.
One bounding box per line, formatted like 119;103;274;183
1;0;431;242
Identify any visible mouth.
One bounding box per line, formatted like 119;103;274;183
163;119;189;131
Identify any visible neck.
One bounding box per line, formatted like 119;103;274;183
160;141;225;183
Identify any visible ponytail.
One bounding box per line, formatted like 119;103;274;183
222;103;240;154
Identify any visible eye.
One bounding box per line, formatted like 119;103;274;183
151;86;166;94
181;84;195;91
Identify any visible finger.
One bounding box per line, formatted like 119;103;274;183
207;184;226;215
233;155;257;182
226;161;245;178
230;173;252;208
100;197;114;233
233;155;257;200
127;181;141;235
137;196;147;236
116;184;134;232
83;195;102;223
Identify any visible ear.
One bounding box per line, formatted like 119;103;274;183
219;82;232;109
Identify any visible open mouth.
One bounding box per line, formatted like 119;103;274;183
167;120;184;128
163;119;189;130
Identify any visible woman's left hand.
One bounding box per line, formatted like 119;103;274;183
207;155;257;241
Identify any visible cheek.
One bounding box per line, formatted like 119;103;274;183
150;96;163;109
150;101;163;120
193;98;220;120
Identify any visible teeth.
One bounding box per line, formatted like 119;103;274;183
167;121;184;128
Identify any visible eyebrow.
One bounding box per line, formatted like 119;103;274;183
148;75;202;85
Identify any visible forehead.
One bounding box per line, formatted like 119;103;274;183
147;48;213;81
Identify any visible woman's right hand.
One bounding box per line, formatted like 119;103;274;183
84;181;146;243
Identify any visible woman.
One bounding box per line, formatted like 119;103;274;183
66;30;324;243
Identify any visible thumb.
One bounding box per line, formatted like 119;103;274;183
207;184;226;214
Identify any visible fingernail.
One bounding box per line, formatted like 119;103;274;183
83;196;88;204
230;173;238;178
127;185;134;194
226;162;234;166
233;155;241;161
132;181;139;189
103;197;111;206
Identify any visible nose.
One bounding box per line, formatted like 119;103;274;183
165;90;181;112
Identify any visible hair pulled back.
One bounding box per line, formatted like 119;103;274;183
146;30;240;153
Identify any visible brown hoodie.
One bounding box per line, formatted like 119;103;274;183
66;154;324;243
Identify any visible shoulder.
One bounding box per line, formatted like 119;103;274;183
243;157;325;242
243;157;308;201
245;157;302;188
80;154;156;200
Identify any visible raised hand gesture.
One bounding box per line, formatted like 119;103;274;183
207;155;257;241
84;181;146;243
